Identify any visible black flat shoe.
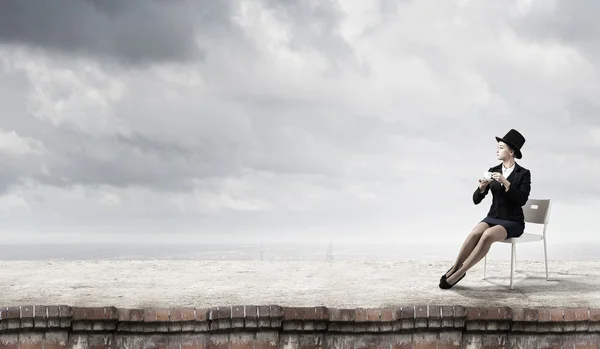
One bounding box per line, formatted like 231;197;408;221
439;271;466;289
439;263;463;284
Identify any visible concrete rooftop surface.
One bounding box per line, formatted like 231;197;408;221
0;260;599;308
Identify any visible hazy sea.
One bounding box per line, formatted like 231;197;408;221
0;242;598;261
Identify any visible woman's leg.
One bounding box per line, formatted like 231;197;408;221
446;225;508;284
444;222;490;278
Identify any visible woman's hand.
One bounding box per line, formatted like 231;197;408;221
491;172;509;186
478;178;492;191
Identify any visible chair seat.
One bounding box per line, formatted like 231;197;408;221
500;232;543;244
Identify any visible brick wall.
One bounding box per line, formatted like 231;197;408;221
0;305;599;348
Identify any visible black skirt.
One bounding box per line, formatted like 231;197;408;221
481;216;525;240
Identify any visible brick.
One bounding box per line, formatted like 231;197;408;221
352;334;377;348
207;307;218;321
380;308;394;322
512;334;540;348
195;308;208;322
564;308;577;322
483;333;507;349
467;307;480;321
231;306;244;319
400;306;414;319
326;334;355;349
58;306;72;318
115;334;146;349
315;306;328;320
68;334;89;349
206;333;229;349
295;307;309;321
524;308;538;322
145;334;169;349
72;307;88;320
415;306;427;319
118;309;131;322
6;307;20;319
413;332;437;349
168;309;182;322
21;306;34;319
0;307;8;320
441;306;453;318
229;332;254;349
429;306;441;319
0;334;19;349
257;306;270;319
512;308;525;322
144;309;157;322
574;333;598;348
575;307;589;321
306;307;321;321
499;307;512;320
329;308;342;322
255;331;277;349
590;308;600;322
366;308;380;321
283;307;297;321
340;309;355;322
560;334;578;349
279;334;299;348
538;308;551;322
168;334;183;349
485;307;500;320
130;309;144;322
180;334;206;349
549;308;563;322
355;308;368;322
269;305;283;318
44;331;68;349
244;306;258;319
90;307;107;320
438;331;461;349
18;332;44;349
453;306;466;318
106;307;118;320
537;334;561;349
46;305;60;319
181;308;195;322
298;333;325;349
89;333;114;349
156;308;169;322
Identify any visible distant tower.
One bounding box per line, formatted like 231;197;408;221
327;238;333;262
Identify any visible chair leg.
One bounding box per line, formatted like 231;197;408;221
483;255;487;280
543;236;549;281
514;244;517;271
510;244;515;290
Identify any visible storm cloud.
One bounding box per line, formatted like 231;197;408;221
0;0;230;64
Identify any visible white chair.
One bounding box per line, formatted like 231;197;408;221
483;199;552;289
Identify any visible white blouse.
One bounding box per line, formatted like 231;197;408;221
501;163;515;187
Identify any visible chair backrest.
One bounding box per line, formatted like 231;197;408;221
523;199;551;224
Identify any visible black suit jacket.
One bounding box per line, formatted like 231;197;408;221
473;162;531;224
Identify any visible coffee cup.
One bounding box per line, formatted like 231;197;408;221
483;171;492;180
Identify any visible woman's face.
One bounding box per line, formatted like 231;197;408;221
496;141;513;160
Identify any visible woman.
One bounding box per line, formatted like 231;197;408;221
439;129;531;289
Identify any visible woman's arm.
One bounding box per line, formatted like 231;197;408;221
504;170;531;206
473;167;493;205
473;185;490;205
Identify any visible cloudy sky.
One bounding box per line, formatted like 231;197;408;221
0;0;599;246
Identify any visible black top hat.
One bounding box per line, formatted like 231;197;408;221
495;129;526;159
